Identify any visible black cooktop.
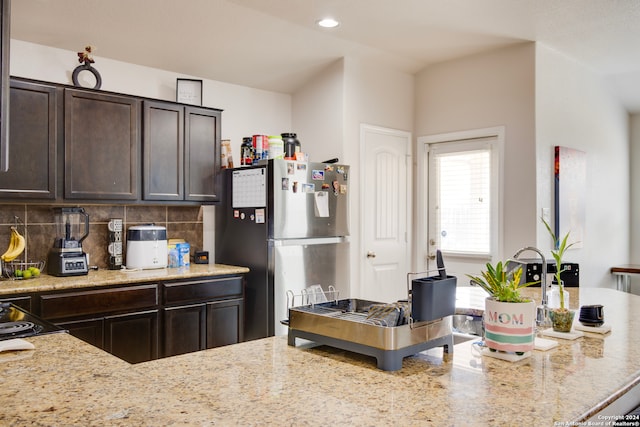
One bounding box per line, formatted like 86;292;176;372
0;302;66;341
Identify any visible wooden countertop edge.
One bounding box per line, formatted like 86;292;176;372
611;265;640;274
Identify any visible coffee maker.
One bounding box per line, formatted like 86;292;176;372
47;207;90;276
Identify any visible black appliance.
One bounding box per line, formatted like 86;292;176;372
517;258;580;287
47;207;90;277
0;302;65;341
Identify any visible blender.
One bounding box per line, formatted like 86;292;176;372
47;207;90;276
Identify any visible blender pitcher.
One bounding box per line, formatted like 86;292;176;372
47;207;90;276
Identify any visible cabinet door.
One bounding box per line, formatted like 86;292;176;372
206;298;243;348
57;317;105;350
0;0;9;172
104;310;159;364
163;304;206;357
0;80;58;199
184;106;221;202
0;295;32;311
64;88;140;200
143;100;184;201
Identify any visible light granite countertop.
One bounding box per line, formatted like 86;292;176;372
0;263;250;295
0;287;638;426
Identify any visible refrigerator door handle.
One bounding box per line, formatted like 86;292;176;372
269;236;348;247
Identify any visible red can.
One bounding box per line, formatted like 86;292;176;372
252;135;268;161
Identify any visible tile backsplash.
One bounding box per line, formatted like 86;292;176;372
0;204;203;270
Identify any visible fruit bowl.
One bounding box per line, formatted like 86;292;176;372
2;260;45;280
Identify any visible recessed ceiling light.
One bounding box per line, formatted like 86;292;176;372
317;18;339;28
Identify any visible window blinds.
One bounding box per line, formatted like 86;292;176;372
434;148;491;255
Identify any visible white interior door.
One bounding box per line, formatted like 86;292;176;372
360;124;411;303
418;128;503;283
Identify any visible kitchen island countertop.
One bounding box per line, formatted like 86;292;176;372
1;287;639;426
0;263;249;295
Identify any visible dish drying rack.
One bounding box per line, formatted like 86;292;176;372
287;285;415;328
1;216;45;280
286;284;339;308
285;255;456;370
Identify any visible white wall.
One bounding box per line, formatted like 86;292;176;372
292;56;414;296
342;57;415;296
10;40;292;155
414;43;537;261
10;39;292;258
631;114;640;266
632;114;640;294
536;44;629;289
292;59;344;163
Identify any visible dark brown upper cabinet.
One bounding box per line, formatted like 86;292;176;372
0;76;222;204
64;88;141;200
143;100;184;201
184;106;221;202
143;102;221;202
0;79;58;199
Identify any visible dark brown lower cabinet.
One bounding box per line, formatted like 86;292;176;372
105;310;159;363
56;317;105;349
6;275;245;363
57;310;159;364
163;303;206;357
38;284;160;363
206;299;243;349
163;297;243;357
0;295;32;311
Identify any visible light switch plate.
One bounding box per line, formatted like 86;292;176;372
542;207;551;223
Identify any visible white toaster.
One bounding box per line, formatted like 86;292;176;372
126;225;168;269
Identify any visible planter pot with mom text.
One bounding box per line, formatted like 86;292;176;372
484;298;536;354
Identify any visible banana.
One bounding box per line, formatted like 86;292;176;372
0;228;16;261
1;228;25;262
8;232;25;261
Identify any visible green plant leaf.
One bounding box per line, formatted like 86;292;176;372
466;260;537;303
541;216;578;309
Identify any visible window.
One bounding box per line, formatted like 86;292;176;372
435;148;491;254
428;136;499;258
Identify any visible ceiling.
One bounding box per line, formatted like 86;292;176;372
10;0;640;112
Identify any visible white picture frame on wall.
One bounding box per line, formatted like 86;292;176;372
176;78;202;105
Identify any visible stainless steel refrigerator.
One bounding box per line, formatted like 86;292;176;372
215;159;350;340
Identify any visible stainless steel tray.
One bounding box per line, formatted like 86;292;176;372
287;298;453;371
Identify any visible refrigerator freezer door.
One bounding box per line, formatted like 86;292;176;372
271;238;349;336
270;160;349;239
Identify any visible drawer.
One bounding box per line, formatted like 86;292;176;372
0;295;32;311
40;284;158;320
164;277;243;305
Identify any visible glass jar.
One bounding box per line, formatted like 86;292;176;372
268;135;284;159
548;284;570;309
282;133;299;159
240;137;253;166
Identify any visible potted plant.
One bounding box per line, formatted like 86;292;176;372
467;261;537;355
542;217;576;332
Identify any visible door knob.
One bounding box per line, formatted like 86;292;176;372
366;251;376;258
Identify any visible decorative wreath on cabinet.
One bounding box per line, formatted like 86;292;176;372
72;45;102;89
